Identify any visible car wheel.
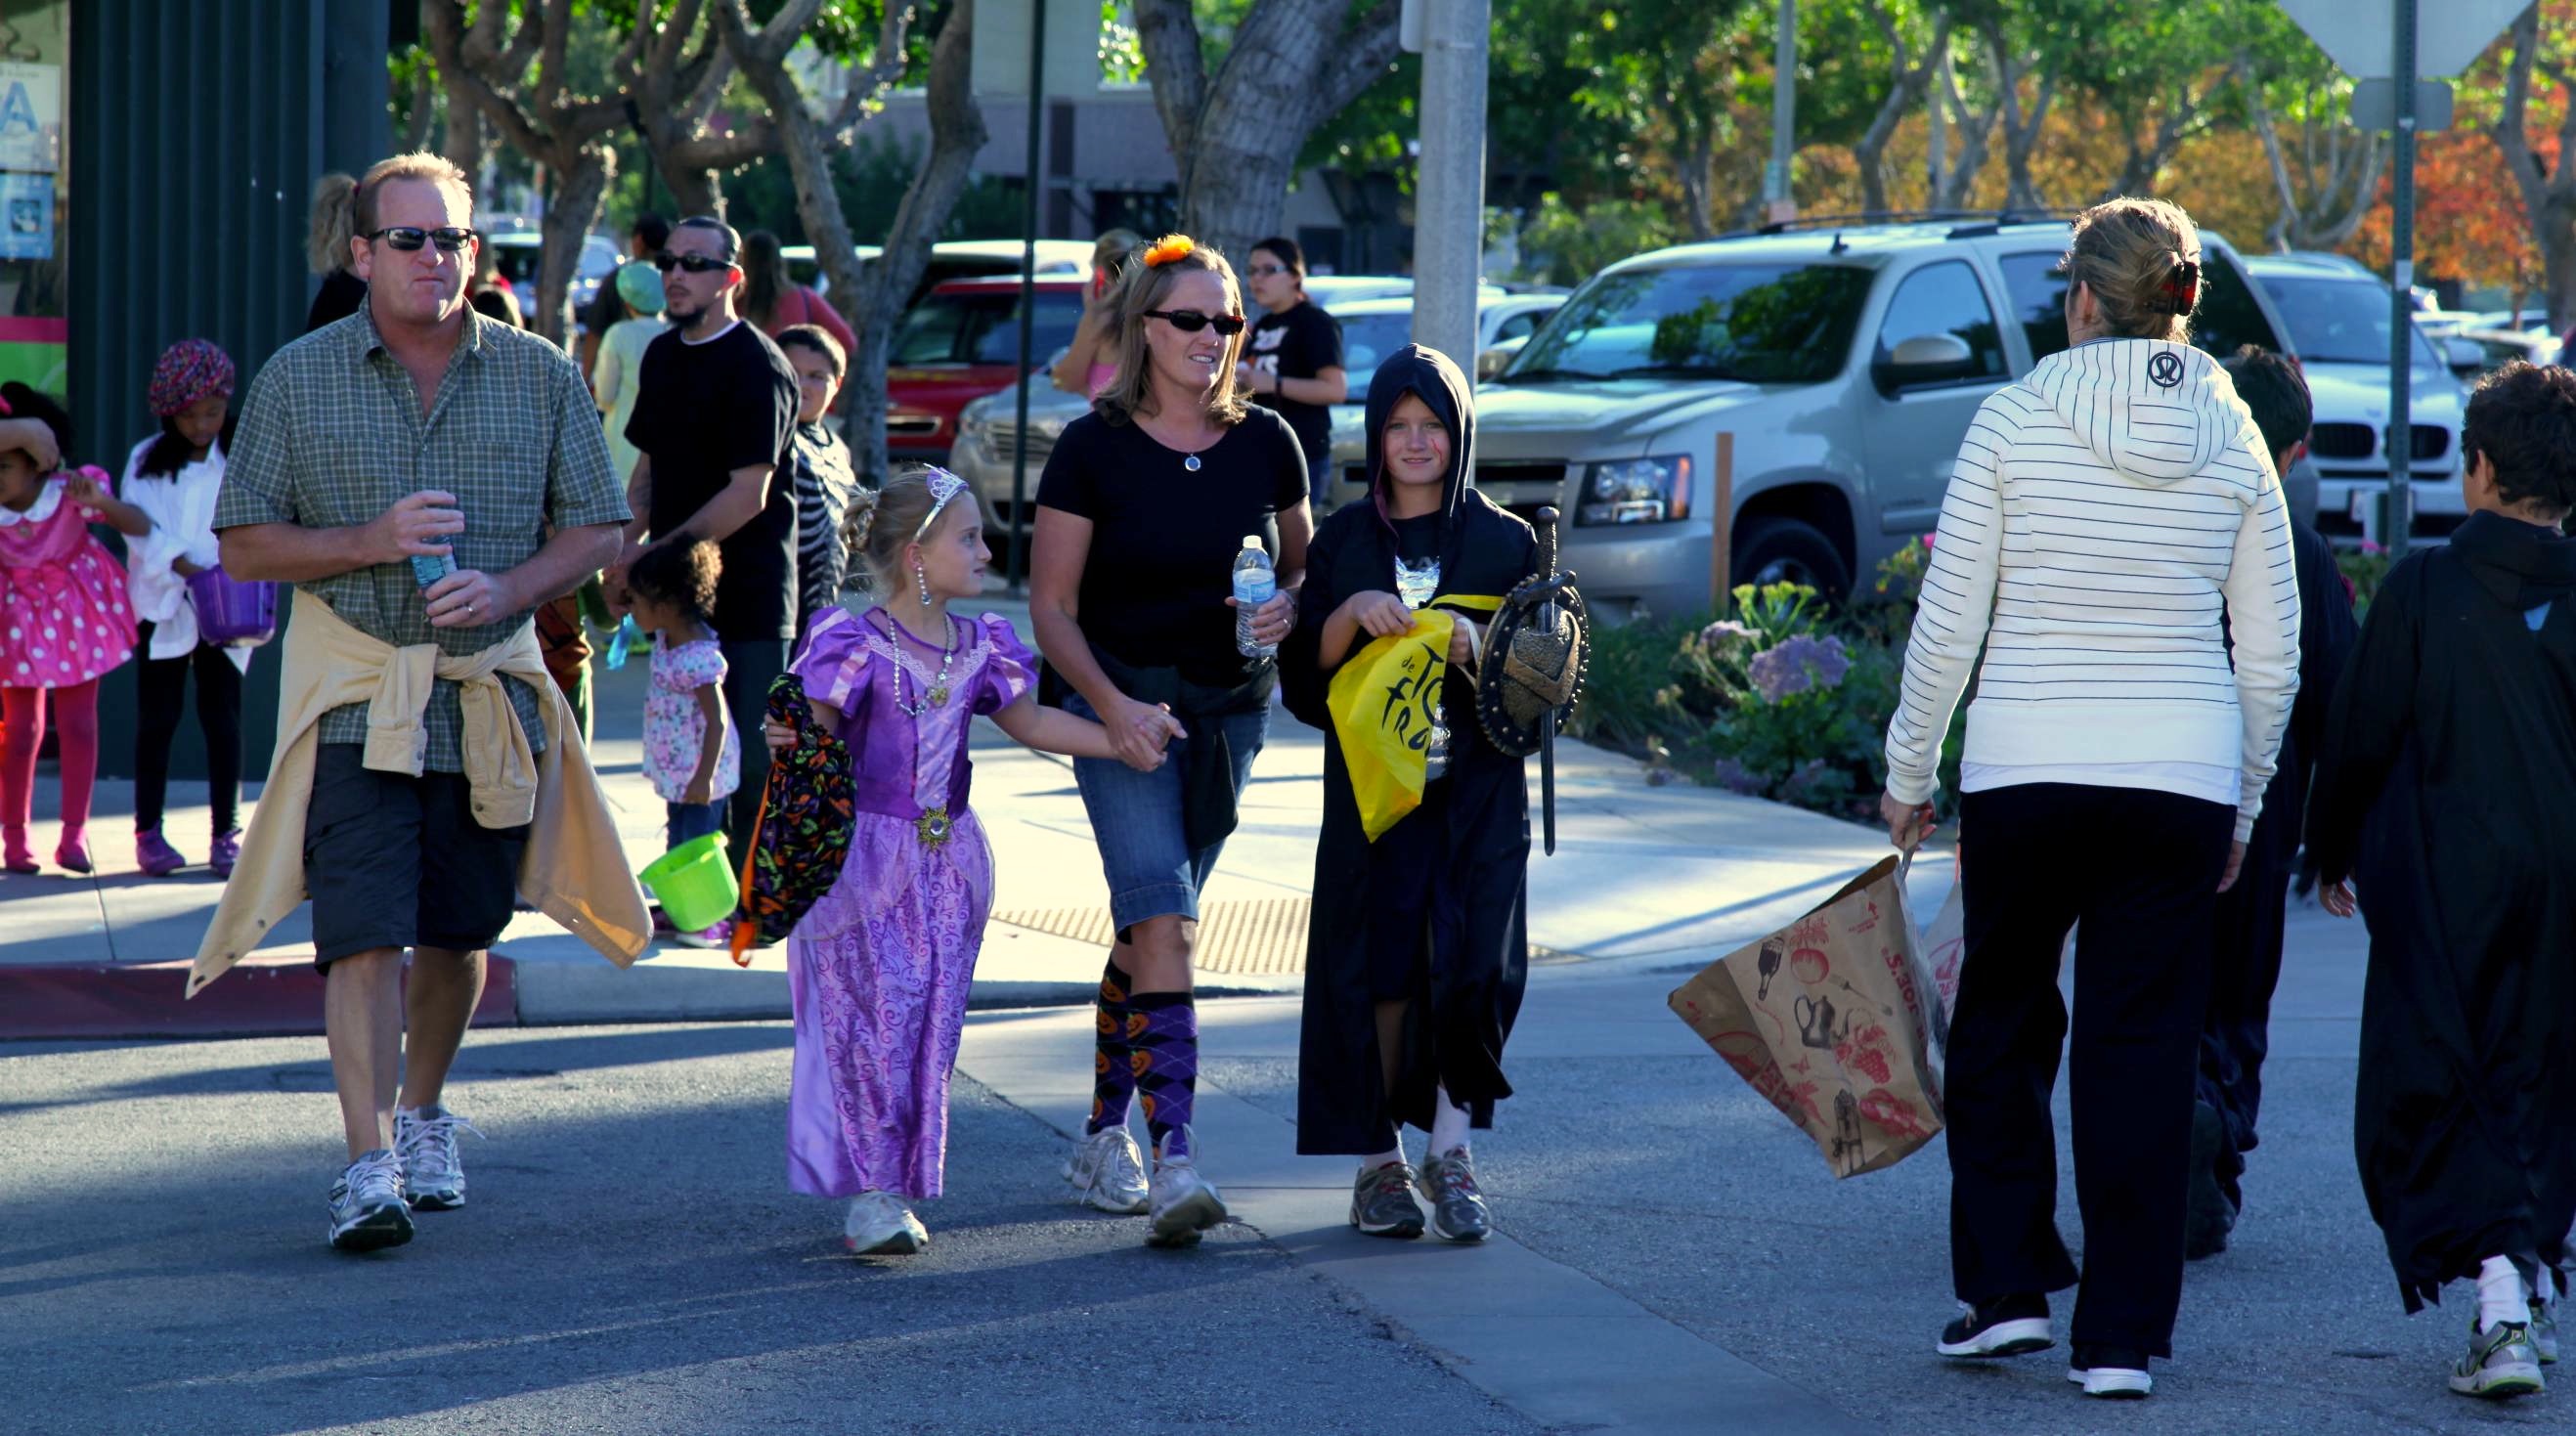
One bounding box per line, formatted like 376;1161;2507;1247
1734;517;1853;603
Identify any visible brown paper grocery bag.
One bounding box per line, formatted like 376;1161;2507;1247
1667;854;1947;1178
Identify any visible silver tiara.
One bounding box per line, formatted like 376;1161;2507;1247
913;467;968;543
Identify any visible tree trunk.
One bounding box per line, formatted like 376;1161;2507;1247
2489;5;2576;332
730;0;982;487
1851;9;1950;217
1138;0;1400;262
532;146;612;345
1676;117;1717;240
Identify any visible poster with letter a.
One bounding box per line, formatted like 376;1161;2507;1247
0;64;61;174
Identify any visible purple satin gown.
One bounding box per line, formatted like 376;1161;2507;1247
784;606;1036;1200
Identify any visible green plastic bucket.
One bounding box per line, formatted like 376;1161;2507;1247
638;832;738;932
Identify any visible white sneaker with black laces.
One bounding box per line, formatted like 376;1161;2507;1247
327;1150;415;1253
395;1105;483;1211
1063;1125;1150;1215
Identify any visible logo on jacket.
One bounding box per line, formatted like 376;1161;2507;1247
2147;352;2185;389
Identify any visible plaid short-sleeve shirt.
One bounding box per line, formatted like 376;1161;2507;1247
217;300;629;770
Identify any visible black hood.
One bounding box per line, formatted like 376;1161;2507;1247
2448;508;2576;611
1363;344;1474;528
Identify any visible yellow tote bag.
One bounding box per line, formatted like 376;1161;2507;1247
1326;595;1500;842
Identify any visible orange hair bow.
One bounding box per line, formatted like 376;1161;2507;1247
1142;235;1197;268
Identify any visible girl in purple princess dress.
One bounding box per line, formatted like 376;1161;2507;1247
768;466;1183;1255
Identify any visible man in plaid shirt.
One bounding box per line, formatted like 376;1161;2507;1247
216;152;629;1253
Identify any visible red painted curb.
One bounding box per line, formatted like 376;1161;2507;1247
0;952;520;1040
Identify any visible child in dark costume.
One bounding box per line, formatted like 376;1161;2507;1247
2310;360;2576;1399
1281;345;1534;1243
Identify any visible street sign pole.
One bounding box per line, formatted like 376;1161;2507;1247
1765;0;1796;222
2385;0;2415;558
1006;0;1048;593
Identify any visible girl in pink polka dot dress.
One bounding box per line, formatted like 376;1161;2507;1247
0;383;149;875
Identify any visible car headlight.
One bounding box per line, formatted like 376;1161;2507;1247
1577;455;1692;526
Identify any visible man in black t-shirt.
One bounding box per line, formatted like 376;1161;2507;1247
580;212;671;379
1239;237;1348;508
618;214;800;869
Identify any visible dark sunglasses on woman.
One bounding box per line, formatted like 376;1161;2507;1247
655;251;735;275
1145;309;1246;337
367;226;480;253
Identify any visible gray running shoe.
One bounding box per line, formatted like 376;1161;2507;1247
844;1192;930;1255
2534;1295;2561;1366
1146;1131;1229;1248
1417;1147;1492;1243
395;1105;482;1211
1350;1161;1425;1239
2449;1319;2545;1399
327;1150;415;1253
1063;1125;1150;1215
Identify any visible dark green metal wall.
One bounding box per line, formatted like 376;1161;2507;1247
73;0;392;781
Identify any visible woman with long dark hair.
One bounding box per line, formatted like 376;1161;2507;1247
740;230;856;356
1029;235;1309;1245
1879;197;2301;1400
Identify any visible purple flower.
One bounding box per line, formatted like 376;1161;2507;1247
1777;759;1838;805
1708;758;1768;796
1745;634;1850;702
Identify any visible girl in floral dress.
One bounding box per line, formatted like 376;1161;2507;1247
0;383;149;875
626;540;739;946
771;466;1179;1255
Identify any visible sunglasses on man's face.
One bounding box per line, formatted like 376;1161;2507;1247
368;226;479;254
655;251;735;275
1145;309;1246;337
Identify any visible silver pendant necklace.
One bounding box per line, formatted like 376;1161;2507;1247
888;613;958;717
1184;453;1202;472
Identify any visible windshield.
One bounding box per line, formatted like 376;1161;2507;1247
1506;263;1872;384
890;291;1081;368
2261;275;2445;371
1335;310;1416;399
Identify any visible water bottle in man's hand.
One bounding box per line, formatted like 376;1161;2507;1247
1233;535;1276;659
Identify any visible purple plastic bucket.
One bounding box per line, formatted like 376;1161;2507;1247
187;566;279;646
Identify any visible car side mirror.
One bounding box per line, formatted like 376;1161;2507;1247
1476;347;1512;380
1874;333;1975;394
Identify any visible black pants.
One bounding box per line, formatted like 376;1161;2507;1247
1949;782;2233;1358
2196;852;2292;1211
133;624;243;834
720;637;790;860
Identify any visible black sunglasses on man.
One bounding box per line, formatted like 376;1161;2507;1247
367;226;480;254
655;251;736;275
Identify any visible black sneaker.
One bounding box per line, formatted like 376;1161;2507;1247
1937;1294;2052;1358
1349;1161;1425;1239
2184;1101;2235;1261
2068;1344;2154;1398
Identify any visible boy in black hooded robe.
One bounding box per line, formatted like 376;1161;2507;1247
2310;361;2576;1399
1280;345;1535;1244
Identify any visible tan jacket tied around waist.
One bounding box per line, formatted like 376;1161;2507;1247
189;593;651;996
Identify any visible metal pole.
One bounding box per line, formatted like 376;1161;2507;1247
2385;0;2416;558
1766;0;1796;222
1412;0;1489;381
1007;0;1048;592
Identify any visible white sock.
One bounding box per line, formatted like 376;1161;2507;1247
2538;1265;2563;1314
1429;1085;1471;1158
1360;1141;1405;1175
2478;1255;2531;1332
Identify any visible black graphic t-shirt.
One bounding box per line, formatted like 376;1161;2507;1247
1247;300;1344;466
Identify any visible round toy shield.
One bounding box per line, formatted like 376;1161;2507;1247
1475;581;1589;758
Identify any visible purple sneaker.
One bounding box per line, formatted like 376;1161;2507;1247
208;829;240;879
136;829;188;878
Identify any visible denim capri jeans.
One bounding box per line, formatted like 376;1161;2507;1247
1062;690;1270;936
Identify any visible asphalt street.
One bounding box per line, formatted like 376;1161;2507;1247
3;905;2562;1434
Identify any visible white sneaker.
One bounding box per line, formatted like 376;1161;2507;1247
1064;1125;1150;1215
327;1150;415;1253
395;1105;482;1211
2066;1364;2154;1399
2534;1293;2562;1366
844;1192;929;1255
1145;1132;1229;1248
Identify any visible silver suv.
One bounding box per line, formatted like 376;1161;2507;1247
1429;219;2298;616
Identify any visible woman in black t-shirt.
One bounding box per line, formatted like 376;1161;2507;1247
1032;235;1311;1246
1240;236;1347;508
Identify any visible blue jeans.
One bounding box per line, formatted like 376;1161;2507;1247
666;800;724;851
1063;690;1269;935
1307;451;1335;511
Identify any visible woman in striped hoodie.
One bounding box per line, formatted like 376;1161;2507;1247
1878;197;2301;1400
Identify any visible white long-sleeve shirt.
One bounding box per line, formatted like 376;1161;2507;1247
1883;340;2301;843
121;433;251;671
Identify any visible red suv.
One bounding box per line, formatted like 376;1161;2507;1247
888;277;1087;466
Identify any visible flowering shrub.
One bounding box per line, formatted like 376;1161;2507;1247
2336;539;2392;612
1570;543;1964;823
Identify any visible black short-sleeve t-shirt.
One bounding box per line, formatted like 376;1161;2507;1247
1247;300;1343;466
1036;405;1309;684
627;321;801;641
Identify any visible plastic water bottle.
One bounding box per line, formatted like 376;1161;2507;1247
1233;536;1277;659
600;614;638;671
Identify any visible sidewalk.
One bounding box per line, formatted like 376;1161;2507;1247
0;593;1951;1037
